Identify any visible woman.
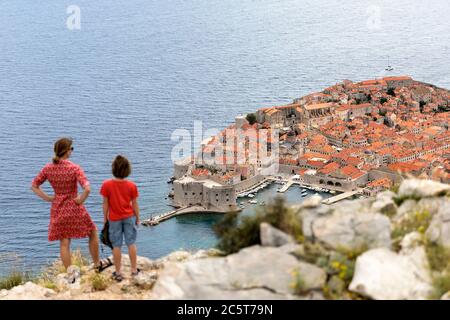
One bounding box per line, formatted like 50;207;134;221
31;137;105;273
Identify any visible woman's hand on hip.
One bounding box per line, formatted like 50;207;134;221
46;195;55;202
74;195;84;205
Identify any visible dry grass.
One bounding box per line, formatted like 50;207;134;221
0;271;32;290
89;273;110;291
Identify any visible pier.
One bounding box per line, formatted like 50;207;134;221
141;206;211;226
321;190;360;205
277;179;295;193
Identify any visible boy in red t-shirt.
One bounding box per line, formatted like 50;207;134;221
100;155;140;282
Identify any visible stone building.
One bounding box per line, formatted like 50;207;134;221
172;176;237;212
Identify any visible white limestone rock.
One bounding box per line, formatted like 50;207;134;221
301;194;323;208
425;205;450;249
441;291;450;300
301;205;333;239
260;222;294;247
349;247;432;300
371;191;397;216
398;179;450;198
400;232;423;252
132;271;158;290
152;245;325;299
0;282;56;300
312;210;391;251
158;250;192;263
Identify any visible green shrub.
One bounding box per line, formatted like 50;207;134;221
387;88;396;96
425;241;450;273
327;254;355;284
214;197;302;254
391;209;432;240
290;269;307;295
245;113;257;125
0;271;31;290
429;273;450;300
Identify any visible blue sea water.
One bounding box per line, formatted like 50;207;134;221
0;0;449;276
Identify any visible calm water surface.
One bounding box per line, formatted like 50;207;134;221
0;0;449;275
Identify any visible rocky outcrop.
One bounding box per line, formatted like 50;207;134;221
311;203;391;252
152;245;325;299
398;179;450;198
371;191;397;216
0;282;56;300
349;234;433;300
260;222;294;247
426;205;450;249
2;178;449;300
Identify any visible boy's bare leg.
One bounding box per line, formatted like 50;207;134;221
60;238;71;269
128;244;137;273
112;247;122;274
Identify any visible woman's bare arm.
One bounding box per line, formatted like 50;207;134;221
74;185;91;205
102;196;109;223
132;198;140;225
31;186;54;202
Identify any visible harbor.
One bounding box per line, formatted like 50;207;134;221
143;176;350;226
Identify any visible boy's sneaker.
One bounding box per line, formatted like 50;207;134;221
112;271;123;282
131;268;141;277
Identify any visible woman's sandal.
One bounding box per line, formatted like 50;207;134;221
95;258;113;273
112;272;123;282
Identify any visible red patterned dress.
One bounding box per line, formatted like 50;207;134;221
32;159;97;241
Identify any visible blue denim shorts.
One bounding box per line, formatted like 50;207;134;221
109;216;137;248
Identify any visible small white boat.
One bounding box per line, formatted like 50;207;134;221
385;56;394;71
248;194;255;198
330;190;336;194
249;200;258;204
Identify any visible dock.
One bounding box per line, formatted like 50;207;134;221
141;206;217;226
277;180;295;193
321;190;360;205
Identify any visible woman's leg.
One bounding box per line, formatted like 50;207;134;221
88;229;100;266
60;238;71;269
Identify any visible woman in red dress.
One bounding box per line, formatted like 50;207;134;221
31;138;101;271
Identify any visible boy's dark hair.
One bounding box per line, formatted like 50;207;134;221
112;155;131;179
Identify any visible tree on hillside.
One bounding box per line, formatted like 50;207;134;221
246;113;257;125
378;108;387;116
419;101;426;113
387;88;396;96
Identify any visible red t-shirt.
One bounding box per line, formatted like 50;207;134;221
100;179;139;221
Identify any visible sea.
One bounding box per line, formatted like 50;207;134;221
0;0;449;276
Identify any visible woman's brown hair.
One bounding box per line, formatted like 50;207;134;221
53;138;73;164
112;155;131;179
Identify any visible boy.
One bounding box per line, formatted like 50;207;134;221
100;155;140;282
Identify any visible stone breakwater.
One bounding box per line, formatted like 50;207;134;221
1;178;450;300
